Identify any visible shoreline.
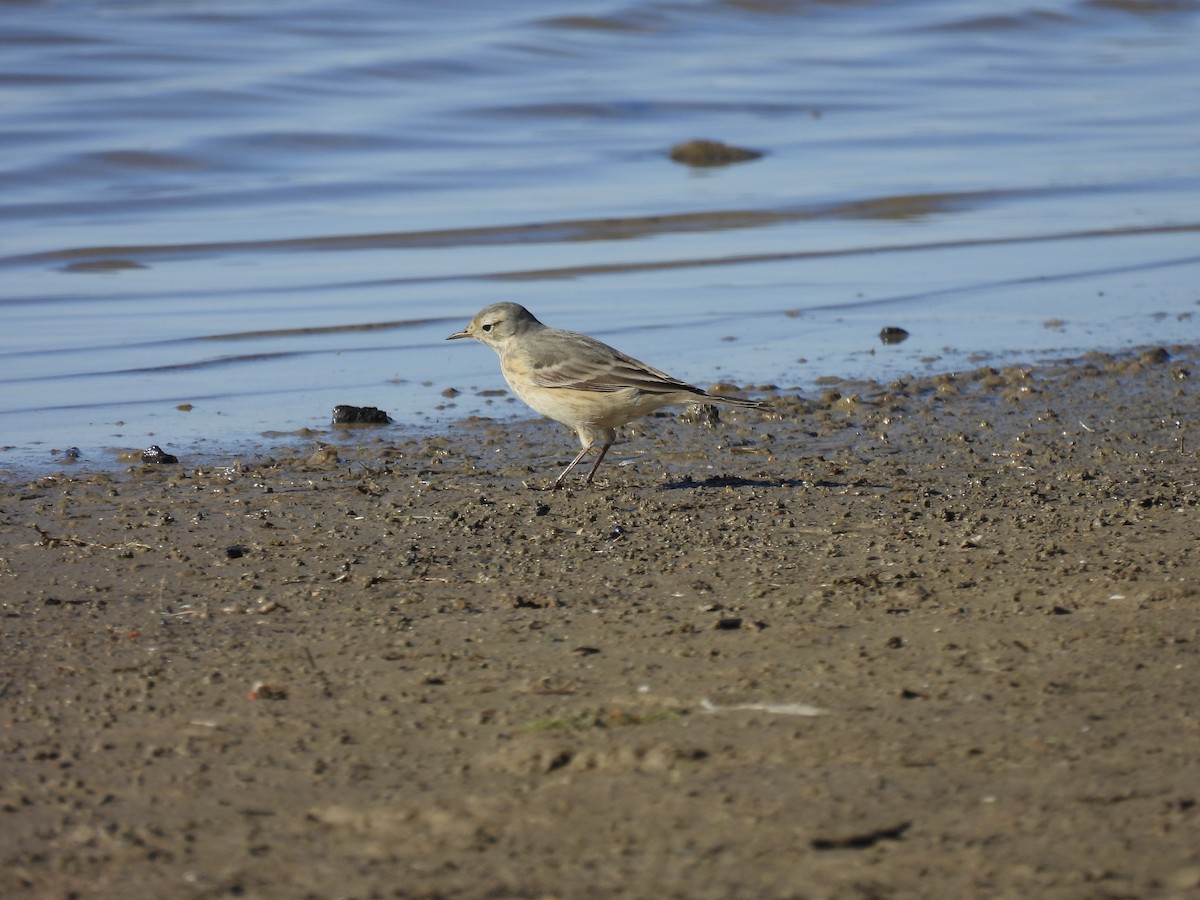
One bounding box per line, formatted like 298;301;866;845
4;339;1194;481
3;340;1198;897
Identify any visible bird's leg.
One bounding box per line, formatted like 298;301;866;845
583;440;613;484
550;443;594;490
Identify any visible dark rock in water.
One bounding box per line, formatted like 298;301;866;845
669;139;763;167
142;445;179;464
52;447;81;461
879;326;910;345
332;405;391;425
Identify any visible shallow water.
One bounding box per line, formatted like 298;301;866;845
2;0;1199;469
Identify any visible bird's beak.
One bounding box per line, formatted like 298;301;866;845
447;327;471;341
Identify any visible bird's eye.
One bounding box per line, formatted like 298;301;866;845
482;323;493;332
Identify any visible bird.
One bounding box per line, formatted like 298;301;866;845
447;302;763;489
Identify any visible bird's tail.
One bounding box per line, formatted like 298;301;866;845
705;394;766;409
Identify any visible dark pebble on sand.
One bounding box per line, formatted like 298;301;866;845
332;405;392;425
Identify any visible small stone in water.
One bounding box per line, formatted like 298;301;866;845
142;445;179;464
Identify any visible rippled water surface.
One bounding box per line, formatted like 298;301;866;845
3;0;1198;468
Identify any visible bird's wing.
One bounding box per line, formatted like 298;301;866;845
525;331;705;396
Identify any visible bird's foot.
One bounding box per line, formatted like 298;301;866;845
523;478;564;492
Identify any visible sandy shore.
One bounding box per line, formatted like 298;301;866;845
3;344;1199;899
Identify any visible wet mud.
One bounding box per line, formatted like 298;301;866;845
3;345;1198;898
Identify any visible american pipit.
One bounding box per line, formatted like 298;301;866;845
448;302;764;489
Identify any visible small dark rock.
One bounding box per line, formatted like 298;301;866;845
879;327;910;345
811;821;911;851
225;544;247;559
669;139;763;168
332;405;391;425
714;617;743;630
249;683;287;701
142;445;179;464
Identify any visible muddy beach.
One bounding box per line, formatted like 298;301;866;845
3;344;1199;899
